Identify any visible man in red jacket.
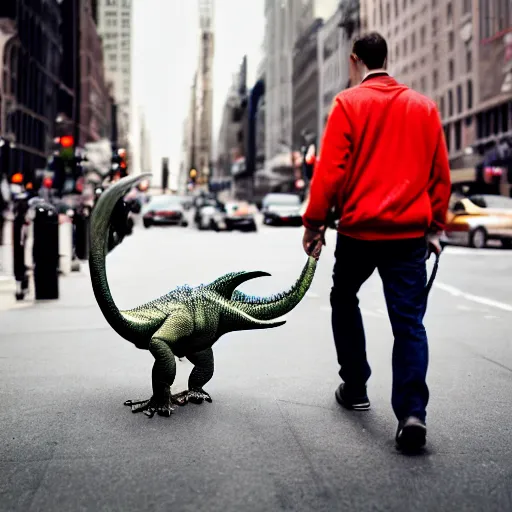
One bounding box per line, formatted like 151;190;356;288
302;32;451;452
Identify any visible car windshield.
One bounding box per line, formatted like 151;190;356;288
147;196;182;209
470;195;512;209
264;194;300;206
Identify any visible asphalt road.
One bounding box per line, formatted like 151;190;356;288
1;219;512;512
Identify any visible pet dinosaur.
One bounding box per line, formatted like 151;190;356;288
89;174;317;418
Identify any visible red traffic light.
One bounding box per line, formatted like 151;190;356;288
60;135;74;148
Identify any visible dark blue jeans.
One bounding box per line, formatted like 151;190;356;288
331;234;429;422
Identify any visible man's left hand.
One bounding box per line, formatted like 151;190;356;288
303;227;325;260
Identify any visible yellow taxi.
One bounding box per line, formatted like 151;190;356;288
442;194;512;249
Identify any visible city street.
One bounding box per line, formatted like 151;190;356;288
1;220;512;512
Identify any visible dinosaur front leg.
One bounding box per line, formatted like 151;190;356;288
172;348;214;406
124;337;177;417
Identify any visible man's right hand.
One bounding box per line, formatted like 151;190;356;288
427;233;442;257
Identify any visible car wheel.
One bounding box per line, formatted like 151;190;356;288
210;220;219;232
181;220;188;228
502;239;512;249
470;227;487;249
143;220;151;228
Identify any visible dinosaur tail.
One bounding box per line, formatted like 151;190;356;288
230;256;317;321
89;173;153;343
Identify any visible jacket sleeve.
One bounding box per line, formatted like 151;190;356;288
428;112;452;233
302;97;352;231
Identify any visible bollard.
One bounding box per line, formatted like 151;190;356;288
74;205;90;260
32;201;59;300
12;193;29;300
58;213;73;275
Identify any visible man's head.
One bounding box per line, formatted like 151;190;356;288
349;32;388;84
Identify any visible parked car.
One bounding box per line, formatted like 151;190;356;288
441;194;512;249
262;193;303;226
142;195;188;228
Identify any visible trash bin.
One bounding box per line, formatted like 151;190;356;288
32;201;59;300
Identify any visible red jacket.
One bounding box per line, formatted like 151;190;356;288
303;74;451;240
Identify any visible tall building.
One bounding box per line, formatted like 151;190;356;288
215;72;243;181
292;18;324;151
363;0;512;194
317;1;358;141
0;0;63;183
193;0;215;187
78;0;112;146
264;0;339;164
96;0;132;149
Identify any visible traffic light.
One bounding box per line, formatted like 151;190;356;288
110;149;128;180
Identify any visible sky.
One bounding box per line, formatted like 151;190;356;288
131;0;265;187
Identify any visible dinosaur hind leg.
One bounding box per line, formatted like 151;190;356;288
172;348;214;406
124;337;177;418
124;313;194;418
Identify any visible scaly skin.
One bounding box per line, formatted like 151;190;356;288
89;174;317;418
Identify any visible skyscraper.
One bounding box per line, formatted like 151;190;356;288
194;0;215;187
96;0;132;149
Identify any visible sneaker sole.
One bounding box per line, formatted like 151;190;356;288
396;424;427;452
335;390;371;411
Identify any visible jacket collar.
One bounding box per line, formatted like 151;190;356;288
361;71;389;83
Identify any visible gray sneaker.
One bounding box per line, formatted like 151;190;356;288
396;416;427;452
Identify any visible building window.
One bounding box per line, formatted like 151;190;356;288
444;124;451;151
448;59;454;80
457;84;463;113
420;76;427;91
439;96;445;118
467;80;473;109
122;18;130;28
433;69;438;89
466;49;472;72
433;43;438;59
448;31;454;51
395;43;399;58
403;38;408;55
394;0;399;16
411;32;416;51
463;0;471;14
432;17;437;36
106;0;117;5
420;25;426;45
454;120;461;150
386;2;390;24
432;0;437;6
447;2;453;24
448;89;453;116
403;0;407;9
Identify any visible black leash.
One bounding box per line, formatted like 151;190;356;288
425;251;440;297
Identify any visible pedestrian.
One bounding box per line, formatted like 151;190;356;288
301;32;451;452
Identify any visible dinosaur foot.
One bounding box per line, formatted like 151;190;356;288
172;389;212;406
123;397;175;418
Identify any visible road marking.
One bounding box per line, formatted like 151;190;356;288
306;292;319;298
442;248;508;256
434;282;512;312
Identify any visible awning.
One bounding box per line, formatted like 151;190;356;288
450;167;477;183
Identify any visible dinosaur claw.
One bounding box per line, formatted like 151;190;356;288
172;389;212;405
125;396;175;417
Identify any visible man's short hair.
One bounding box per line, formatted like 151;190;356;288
352;32;388;70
